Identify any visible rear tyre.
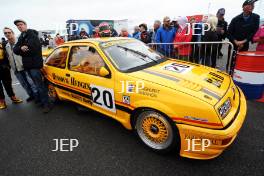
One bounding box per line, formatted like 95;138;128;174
135;110;179;153
47;83;58;103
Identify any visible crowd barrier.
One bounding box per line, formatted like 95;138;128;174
147;41;234;73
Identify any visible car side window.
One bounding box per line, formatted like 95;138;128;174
68;46;106;76
45;47;69;68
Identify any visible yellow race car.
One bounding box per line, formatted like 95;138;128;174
42;47;54;60
43;37;247;160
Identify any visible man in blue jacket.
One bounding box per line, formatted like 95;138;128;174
155;16;176;57
132;26;141;40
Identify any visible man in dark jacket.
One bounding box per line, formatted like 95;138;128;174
139;23;151;44
228;0;260;51
216;8;228;57
201;19;220;68
79;28;89;38
110;25;118;37
13;19;52;113
227;0;260;73
0;40;22;109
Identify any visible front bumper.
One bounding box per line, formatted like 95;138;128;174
176;87;247;160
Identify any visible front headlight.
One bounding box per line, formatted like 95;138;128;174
218;98;231;119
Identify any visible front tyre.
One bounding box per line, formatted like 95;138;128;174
135;110;178;152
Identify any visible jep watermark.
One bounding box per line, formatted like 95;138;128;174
184;138;211;152
52;138;79;152
118;81;145;94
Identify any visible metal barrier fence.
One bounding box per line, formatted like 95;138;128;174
147;42;234;74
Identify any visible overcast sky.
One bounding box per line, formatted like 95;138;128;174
0;0;263;38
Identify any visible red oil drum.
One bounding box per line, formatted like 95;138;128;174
233;51;264;100
235;51;264;72
257;92;264;102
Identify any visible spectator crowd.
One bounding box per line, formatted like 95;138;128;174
0;0;263;112
41;0;263;68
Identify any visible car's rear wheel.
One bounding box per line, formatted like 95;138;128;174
47;83;58;103
135;110;179;153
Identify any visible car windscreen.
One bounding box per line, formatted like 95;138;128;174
102;41;166;72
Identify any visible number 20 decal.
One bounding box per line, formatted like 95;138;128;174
91;84;116;113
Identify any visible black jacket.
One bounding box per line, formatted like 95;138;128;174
111;29;118;37
228;13;260;48
217;19;228;40
201;30;219;68
201;30;219;58
13;29;43;70
140;31;151;44
0;42;10;69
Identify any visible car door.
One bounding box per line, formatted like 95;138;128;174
44;46;72;99
67;44;116;117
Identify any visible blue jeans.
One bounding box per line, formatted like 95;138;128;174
27;69;49;106
14;70;38;99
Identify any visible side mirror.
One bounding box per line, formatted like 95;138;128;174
99;67;110;77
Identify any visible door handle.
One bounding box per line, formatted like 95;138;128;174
66;73;70;77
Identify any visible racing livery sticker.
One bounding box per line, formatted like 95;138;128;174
122;95;130;105
52;73;91;92
138;87;160;98
163;63;193;73
90;84;116;113
204;72;224;88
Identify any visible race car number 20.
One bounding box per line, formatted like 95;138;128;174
91;84;116;113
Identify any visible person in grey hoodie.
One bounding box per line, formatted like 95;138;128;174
3;27;38;102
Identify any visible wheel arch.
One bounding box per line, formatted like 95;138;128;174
130;100;177;129
130;107;176;130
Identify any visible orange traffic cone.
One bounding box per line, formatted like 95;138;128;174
257;92;264;103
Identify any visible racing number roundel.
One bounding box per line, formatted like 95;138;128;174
90;84;116;113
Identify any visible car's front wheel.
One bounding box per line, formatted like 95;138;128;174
135;110;179;153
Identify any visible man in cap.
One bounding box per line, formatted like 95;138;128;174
227;0;260;72
228;0;260;51
13;19;52;113
216;8;228;57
